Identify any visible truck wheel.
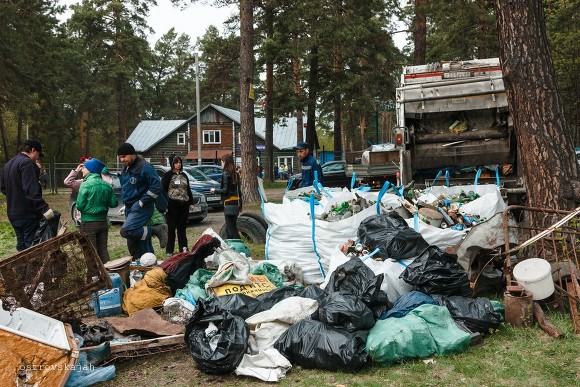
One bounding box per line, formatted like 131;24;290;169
239;211;269;232
218;214;267;244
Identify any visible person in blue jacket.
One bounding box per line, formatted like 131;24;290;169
293;141;323;188
117;142;167;260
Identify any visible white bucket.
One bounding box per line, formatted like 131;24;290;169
512;258;554;300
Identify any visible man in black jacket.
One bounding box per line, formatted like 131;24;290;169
1;139;55;251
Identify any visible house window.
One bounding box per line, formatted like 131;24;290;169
203;130;221;144
177;133;186;145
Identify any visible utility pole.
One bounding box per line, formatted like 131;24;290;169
195;53;202;166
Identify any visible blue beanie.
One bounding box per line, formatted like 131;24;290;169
84;158;106;174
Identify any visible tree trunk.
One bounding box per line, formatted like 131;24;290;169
0;108;9;163
239;0;259;204
306;46;318;152
264;1;274;183
413;0;427;65
333;48;342;160
292;53;304;143
494;0;579;210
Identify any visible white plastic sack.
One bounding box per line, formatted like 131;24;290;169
418;184;506;219
404;218;466;250
235;348;292;382
264;191;402;285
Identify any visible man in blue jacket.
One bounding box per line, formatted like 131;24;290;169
117;143;167;260
293;141;323;188
1;139;55;250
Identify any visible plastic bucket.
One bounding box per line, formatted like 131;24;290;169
512;258;554;300
104;256;132;289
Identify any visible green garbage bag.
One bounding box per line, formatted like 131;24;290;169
251;261;284;288
176;269;215;305
366;304;470;365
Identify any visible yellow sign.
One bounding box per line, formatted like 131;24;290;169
212;274;276;298
248;83;254;100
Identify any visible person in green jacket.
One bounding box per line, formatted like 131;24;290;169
76;158;118;263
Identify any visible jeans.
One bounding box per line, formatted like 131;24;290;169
11;218;40;251
121;202;154;260
80;220;110;264
166;200;189;254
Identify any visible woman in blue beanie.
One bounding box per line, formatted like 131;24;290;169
76;158;118;263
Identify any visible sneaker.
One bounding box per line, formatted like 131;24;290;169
152;224;168;249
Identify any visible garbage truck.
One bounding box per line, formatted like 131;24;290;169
346;58;525;200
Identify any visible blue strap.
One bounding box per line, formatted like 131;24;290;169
474;168;482;186
413;213;419;231
350;172;356;190
445;169;450;187
309;194;326;278
285;177;294;193
495;166;500;187
428;169;443;194
258;187;271;261
361;248;381;262
313;171;321;195
396;259;408;268
317;182;333;199
398;185;404;197
376;180;390;214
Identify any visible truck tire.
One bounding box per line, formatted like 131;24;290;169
218;214;267;244
239;211;269;232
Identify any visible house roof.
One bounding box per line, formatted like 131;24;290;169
254;117;302;150
127;120;187;152
128;104;305;153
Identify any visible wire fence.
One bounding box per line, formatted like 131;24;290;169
0;161;122;194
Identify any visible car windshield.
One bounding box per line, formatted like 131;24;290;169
185;167;211;181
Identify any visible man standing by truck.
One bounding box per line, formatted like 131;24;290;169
293;141;323;188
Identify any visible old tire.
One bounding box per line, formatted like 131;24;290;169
239;211;268;232
219;214;267;244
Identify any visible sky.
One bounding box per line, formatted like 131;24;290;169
59;0;406;49
59;0;238;46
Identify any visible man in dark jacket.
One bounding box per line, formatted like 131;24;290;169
117;142;167;260
1;139;55;251
293;141;323;188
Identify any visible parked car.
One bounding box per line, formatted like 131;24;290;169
154;165;222;210
69;171;208;225
186;165;223;183
289;160;354;190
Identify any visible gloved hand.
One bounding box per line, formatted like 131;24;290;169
43;208;55;220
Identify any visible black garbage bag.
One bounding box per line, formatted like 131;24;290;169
400;245;472;297
317;292;376;332
431;294;503;334
32;211;61;246
80;322;114;347
358;212;430;260
274;319;368;372
325;258;391;318
256;286;299;309
185;299;249;374
381;290;437;319
299;285;327;302
201;293;263;319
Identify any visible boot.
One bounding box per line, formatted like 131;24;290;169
151;224;168;249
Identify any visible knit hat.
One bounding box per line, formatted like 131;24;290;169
84;158;106;174
117;142;136;155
